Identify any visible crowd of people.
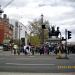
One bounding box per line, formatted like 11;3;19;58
8;43;67;55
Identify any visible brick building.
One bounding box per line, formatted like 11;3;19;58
0;14;13;44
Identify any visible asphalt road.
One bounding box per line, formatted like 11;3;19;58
0;72;74;75
0;51;75;73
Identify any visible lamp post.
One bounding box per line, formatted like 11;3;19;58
18;24;22;54
25;31;27;45
65;29;68;58
41;14;44;44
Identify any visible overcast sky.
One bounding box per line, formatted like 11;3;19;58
0;0;75;42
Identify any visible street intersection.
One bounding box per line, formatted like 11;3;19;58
0;51;75;73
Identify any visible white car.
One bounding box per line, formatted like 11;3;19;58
0;46;3;50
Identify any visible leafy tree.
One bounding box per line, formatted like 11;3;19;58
28;17;50;45
28;35;41;46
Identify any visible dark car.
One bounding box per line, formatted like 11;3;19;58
3;44;9;51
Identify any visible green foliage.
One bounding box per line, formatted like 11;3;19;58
29;35;41;46
28;16;50;45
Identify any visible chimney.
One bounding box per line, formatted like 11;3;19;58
3;14;7;19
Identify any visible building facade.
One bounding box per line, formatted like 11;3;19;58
0;14;13;44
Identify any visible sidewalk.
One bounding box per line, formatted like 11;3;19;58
0;50;28;56
0;50;56;56
0;50;12;56
0;50;75;57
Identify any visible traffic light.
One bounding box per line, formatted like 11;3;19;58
42;25;46;29
68;31;72;39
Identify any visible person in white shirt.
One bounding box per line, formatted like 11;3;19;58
24;45;27;55
13;44;18;55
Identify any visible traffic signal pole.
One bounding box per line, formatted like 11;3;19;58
65;29;68;58
41;14;44;44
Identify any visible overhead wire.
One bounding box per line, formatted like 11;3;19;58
2;0;15;9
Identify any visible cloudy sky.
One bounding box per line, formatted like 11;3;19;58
0;0;75;42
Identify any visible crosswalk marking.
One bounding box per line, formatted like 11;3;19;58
6;63;55;66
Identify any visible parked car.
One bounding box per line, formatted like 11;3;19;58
0;45;3;50
3;44;9;51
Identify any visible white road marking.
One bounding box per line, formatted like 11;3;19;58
14;58;53;60
6;63;55;66
0;72;73;75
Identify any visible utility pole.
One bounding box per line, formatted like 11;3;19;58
18;25;22;55
41;14;44;44
65;29;68;58
2;0;14;9
25;31;27;45
59;32;62;50
18;25;20;54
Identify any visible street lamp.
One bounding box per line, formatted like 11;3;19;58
18;24;22;54
41;14;44;44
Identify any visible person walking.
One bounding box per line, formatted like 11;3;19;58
31;45;35;55
24;45;27;55
9;43;13;54
13;44;18;55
